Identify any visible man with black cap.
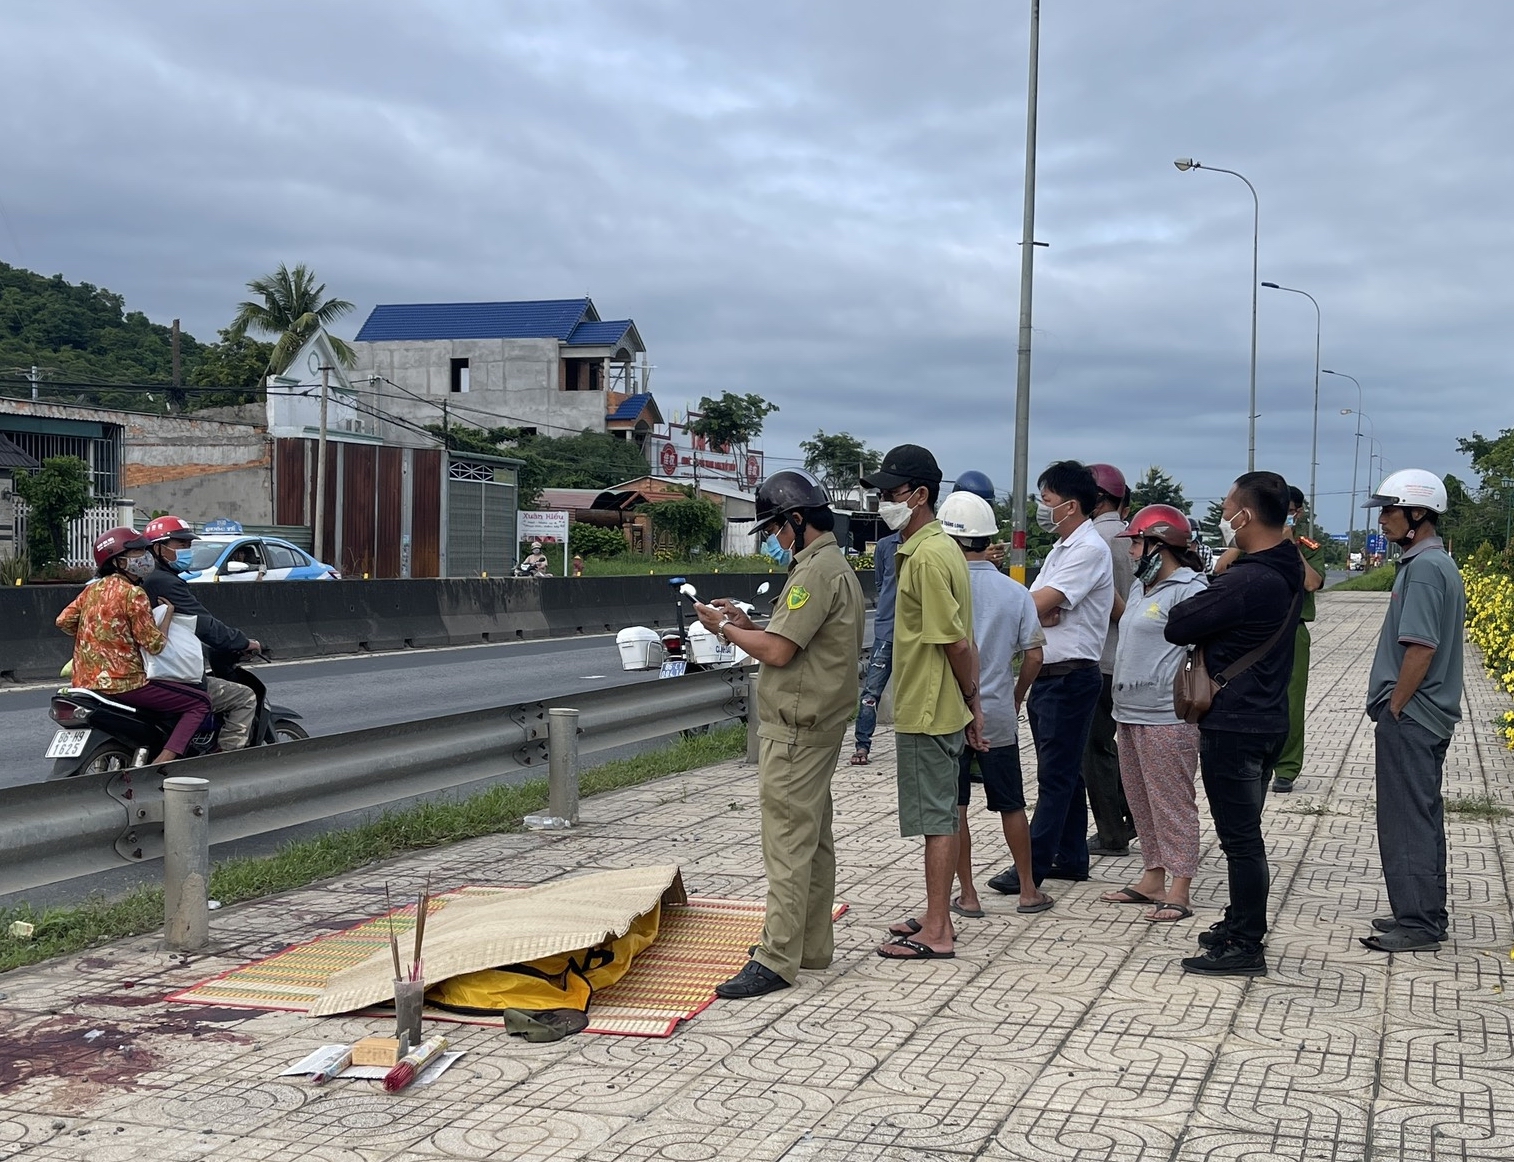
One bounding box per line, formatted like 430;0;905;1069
862;445;983;961
694;470;864;998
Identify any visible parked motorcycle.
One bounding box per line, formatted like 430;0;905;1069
616;579;770;678
44;659;307;779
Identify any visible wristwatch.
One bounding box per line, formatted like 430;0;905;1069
716;617;733;641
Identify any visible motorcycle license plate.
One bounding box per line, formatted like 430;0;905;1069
658;659;688;679
45;729;91;759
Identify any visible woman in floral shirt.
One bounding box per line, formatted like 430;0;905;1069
58;527;213;764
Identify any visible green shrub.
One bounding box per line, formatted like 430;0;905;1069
1330;565;1396;592
569;522;628;558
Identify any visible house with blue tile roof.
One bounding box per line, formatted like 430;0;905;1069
349;297;657;444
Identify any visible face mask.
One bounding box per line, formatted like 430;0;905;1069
761;533;792;568
174;548;195;571
125;552;155;576
1135;544;1164;586
1035;499;1065;533
1285;514;1297;528
1218;510;1249;548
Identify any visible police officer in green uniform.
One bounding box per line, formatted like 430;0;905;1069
1212;484;1324;793
694;470;865;999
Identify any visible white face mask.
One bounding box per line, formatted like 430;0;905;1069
1036;498;1070;533
1218;510;1249;548
878;500;912;531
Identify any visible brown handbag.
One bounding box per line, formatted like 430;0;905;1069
1173;593;1303;724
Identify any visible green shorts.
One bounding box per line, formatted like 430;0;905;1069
896;730;965;837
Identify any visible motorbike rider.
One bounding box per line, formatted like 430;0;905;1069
56;527;213;765
523;541;550;576
140;515;261;749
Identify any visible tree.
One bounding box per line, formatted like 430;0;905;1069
230;263;355;375
1197;500;1226;543
568;522;627;558
13;455;91;569
687;392;777;459
643;497;724;557
1129;466;1191;514
800;430;881;492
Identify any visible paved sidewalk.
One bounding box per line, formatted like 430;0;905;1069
2;592;1512;1161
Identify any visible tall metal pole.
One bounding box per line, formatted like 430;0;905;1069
314;365;331;563
1323;370;1361;552
1173;160;1260;470
1009;0;1041;586
1261;283;1320;527
29;364;39;402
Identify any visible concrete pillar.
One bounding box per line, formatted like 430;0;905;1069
163;776;210;951
548;708;580;825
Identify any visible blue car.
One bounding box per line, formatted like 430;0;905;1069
183;535;341;583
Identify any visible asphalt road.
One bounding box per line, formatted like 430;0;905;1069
1;632;664;790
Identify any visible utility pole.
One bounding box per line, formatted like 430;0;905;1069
171;319;181;411
1009;0;1041;585
314;365;331;563
29;364;39;402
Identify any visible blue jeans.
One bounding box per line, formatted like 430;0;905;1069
1026;665;1102;882
1200;728;1287;948
853;638;893;752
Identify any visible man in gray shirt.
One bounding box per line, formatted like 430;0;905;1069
1083;464;1136;856
1359;470;1465;953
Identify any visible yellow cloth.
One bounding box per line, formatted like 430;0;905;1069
892;521;973;735
424;903;660;1014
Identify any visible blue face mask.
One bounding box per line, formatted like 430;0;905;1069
761;533;792;568
174;549;195;571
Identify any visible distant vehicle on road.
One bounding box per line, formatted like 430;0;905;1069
182;534;341;583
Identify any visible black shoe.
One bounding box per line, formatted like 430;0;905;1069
1043;865;1090;882
1181;941;1267;977
1088;842;1130;858
714;960;791;999
987;868;1022;895
1197;919;1231;949
1270;777;1295;794
1370;917;1397;934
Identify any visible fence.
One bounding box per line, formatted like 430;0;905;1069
13;498;137;567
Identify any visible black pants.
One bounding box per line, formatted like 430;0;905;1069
1083;672;1135;847
1374;711;1451;941
1027;665;1102;882
1199;728;1287;948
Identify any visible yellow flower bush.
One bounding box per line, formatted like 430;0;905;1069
1462;559;1514;749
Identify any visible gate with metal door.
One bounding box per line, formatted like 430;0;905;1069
445;456;519;577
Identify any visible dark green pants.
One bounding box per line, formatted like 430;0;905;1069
1272;622;1311;782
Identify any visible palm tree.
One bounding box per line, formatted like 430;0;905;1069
231;263;356;374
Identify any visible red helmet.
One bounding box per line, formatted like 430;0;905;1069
1088;463;1128;503
92;527;150;567
1117;504;1191;548
144;515;198;544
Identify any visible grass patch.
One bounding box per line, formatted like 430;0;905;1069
1446;794;1514;822
0;724;747;974
1329;565;1396;592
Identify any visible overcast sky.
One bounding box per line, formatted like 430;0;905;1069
4;1;1510;530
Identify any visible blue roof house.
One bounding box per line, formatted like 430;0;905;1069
349;297;652;442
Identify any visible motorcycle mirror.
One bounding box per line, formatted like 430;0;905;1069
756;582;771;596
679;583;698;600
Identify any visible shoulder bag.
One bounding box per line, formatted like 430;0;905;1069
1173;591;1303;724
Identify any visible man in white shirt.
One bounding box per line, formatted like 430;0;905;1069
989;461;1113;894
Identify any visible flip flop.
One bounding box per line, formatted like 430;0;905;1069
877;937;955;960
1145;902;1194;923
887;917;922;937
949;896;985;919
849;749;871;765
1017;892;1055;914
1100;887;1161;905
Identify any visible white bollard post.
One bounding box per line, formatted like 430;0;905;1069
548;708;580;825
163;776;210;951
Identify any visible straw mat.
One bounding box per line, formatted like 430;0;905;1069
170;885;846;1037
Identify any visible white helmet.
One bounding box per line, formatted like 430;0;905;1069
1363;469;1447;514
938;491;998;539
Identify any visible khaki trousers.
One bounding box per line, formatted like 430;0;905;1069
207;676;257;750
753;735;842;983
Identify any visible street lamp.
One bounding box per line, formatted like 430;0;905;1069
1323;370;1362;546
1261;282;1320;529
1175;157;1260;471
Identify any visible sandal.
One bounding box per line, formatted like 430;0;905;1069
1017;892;1056;915
888;917;957;938
949;896;985;919
877;936;955;960
1146;902;1193;923
849;749;871;766
1100;887;1161;905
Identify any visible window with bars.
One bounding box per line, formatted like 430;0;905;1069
0;428;121;496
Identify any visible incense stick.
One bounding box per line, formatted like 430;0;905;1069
383;884;403;982
411;875;431;982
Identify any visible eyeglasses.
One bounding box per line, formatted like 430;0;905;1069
878;484;917;503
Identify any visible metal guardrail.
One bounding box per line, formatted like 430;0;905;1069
0;667;749;900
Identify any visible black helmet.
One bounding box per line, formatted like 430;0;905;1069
753;469;830;531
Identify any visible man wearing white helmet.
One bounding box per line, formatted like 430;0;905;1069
936;490;1052;917
1359;469;1465;953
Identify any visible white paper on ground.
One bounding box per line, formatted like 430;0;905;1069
278;1046;464;1084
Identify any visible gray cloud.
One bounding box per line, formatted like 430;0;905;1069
3;0;1510;531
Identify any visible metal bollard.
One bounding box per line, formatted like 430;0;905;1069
548;708;580;825
163;776;210;951
745;664;761;765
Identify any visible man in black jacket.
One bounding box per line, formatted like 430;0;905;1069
1165;472;1303;976
141;516;262;749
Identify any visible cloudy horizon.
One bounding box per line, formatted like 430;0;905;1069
3;0;1510;531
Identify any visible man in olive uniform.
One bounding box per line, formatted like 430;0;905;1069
1213;485;1324;793
694;470;864;998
